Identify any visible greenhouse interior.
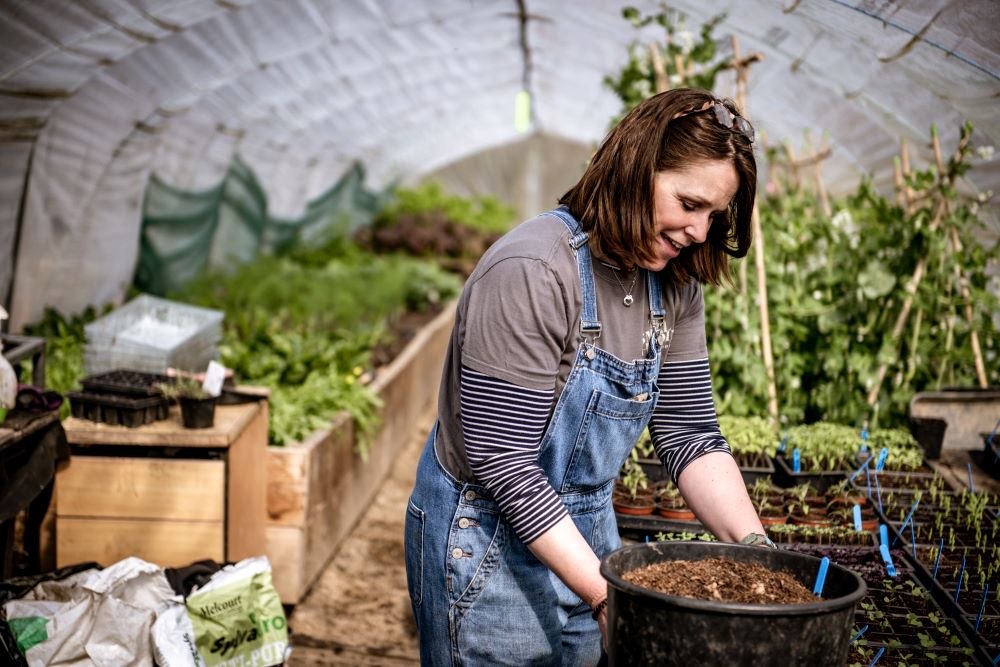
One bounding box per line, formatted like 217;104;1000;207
1;0;999;665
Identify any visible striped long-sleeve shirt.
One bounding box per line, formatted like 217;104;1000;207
461;357;730;544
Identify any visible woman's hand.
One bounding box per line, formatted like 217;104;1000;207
596;603;609;650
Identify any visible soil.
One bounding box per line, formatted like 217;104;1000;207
622;557;818;604
368;305;443;368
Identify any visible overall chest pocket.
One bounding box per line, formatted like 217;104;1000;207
559;388;655;493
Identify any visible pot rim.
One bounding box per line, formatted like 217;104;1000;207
600;542;866;616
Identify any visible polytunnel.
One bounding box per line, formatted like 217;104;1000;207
1;0;998;328
2;2;1000;665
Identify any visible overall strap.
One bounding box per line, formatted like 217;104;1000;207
645;268;672;353
546;206;601;340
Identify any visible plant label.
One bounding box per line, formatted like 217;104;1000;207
792;448;801;473
202;360;227;398
853;504;862;531
875;447;888;471
879;544;897;577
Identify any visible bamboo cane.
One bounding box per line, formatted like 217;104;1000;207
866;130;977;407
673;53;686;84
732;33;779;427
784;143;801;193
930;128;988;388
650;43;668;93
812;135;832;217
893;156;906;210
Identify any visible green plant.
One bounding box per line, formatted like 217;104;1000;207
605;4;728;122
158;376;208;400
618;456;649;500
706;123;999;428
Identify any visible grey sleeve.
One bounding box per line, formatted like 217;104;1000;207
461;257;570;391
665;282;709;362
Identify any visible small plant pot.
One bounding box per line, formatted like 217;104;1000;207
179;396;217;429
758;513;788;526
656;503;696;521
601;542;866;666
613;491;656;516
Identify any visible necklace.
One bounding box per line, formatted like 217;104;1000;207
610;267;639;307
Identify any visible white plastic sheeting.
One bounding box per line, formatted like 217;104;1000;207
0;0;998;329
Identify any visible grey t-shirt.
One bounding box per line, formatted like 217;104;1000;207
435;212;708;482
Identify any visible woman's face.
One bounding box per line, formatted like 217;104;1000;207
640;159;740;272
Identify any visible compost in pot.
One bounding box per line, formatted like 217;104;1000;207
601;542;866;667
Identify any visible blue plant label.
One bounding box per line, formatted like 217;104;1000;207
813;557;830;597
793;448;801;473
879;544;897;577
875;447;888;471
777;436;788;454
853;504;863;531
860;428;868;453
879;524;889;547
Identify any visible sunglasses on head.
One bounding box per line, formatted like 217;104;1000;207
672;100;755;144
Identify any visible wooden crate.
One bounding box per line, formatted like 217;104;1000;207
266;304;454;604
57;400;267;568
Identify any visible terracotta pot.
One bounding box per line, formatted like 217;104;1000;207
759;514;788;526
790;514;833;528
657;504;696;521
613;491;655;516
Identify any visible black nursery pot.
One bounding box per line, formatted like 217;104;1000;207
908;416;947;460
179;396;217;429
600;542;866;667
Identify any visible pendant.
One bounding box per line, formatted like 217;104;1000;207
623;294;634;307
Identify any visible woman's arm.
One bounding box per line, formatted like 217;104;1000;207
648;357;764;541
677;451;764;541
461;366;610;642
527;517;609;639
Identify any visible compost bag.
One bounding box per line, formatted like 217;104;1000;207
3;557;173;666
153;556;289;667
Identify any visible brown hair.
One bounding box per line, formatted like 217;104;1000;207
559;88;756;286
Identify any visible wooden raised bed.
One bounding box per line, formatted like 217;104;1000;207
265;304;455;604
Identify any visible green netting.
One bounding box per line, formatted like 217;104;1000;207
134;157;389;295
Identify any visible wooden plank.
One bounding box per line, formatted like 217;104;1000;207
63;401;262;448
57;517;224;567
56;456;225;521
225;401;267;561
266;411;353;527
265;524;305;604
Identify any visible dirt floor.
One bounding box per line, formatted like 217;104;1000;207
285;411;431;665
281;411;999;665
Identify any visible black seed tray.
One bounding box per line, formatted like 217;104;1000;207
771;453;847;492
67;390;170;428
81;369;172;397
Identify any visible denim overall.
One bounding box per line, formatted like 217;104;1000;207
405;206;667;665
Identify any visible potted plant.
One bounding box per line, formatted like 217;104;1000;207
160;376;217;429
613;456;655;515
748;477;787;526
653;480;695;521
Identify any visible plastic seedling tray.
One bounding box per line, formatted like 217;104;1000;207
67;390;170;428
772;454;847;492
81;369;172;397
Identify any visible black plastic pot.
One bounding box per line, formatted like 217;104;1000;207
600;542;866;666
179;396;216;429
908;416;948;460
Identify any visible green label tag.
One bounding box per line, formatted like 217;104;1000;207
186;569;288;667
8;616;49;655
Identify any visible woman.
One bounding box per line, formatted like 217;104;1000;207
404;88;769;665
